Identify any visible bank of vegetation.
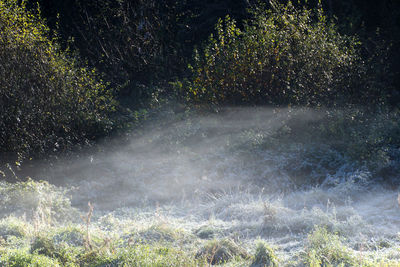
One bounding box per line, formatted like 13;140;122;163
1;0;399;170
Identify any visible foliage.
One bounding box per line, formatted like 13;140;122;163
291;107;400;182
26;0;176;107
256;107;400;186
109;245;204;267
23;0;400;108
0;217;31;240
195;239;249;265
0;179;78;223
194;225;221;239
0;0;116;163
0;178;398;266
52;226;85;247
134;224;184;244
26;0;253;106
304;227;356;266
185;1;366;106
31;236;58;258
307;0;400;95
250;241;279;267
0;249;61;267
57;0;164;102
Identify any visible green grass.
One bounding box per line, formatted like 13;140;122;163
303;227;357;266
195;238;250;265
251;240;279;267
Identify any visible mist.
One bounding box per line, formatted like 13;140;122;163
39;107;323;206
15;107;397;264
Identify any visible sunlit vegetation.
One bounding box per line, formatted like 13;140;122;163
0;179;398;266
185;2;365;106
251;241;279;267
0;0;116;164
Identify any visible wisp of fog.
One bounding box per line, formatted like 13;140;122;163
32;107;400;262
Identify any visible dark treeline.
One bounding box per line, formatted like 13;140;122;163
1;0;400;173
26;0;252;106
28;0;400;105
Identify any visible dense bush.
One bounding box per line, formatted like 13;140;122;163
26;0;253;106
0;0;116;163
185;1;366;106
0;179;78;223
251;241;278;267
24;0;400;107
195;239;250;264
0;250;61;267
304;227;356;266
27;0;181;107
53;0;165;104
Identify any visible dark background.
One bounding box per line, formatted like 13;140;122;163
26;0;400;106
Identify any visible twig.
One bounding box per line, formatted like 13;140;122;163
81;202;94;251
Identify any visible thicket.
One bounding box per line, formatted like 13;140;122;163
27;0;252;107
28;0;400;108
0;0;116;164
184;2;373;106
39;0;169;106
1;0;400;170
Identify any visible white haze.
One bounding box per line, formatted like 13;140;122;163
34;107;400;263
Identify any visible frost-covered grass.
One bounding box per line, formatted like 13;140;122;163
0;179;399;266
1;107;400;266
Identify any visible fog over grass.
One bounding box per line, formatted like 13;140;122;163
1;107;400;266
40;107;324;206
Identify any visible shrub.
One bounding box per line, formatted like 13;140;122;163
136;224;182;244
0;0;116;163
194;225;221;239
0;179;78;223
30;0;175;107
52;226;85;247
0;249;61;267
0;217;31;240
304;227;356;266
195;239;249;265
251;241;278;267
306;107;400;173
186;1;365;106
31;236;57;258
78;244;201;267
